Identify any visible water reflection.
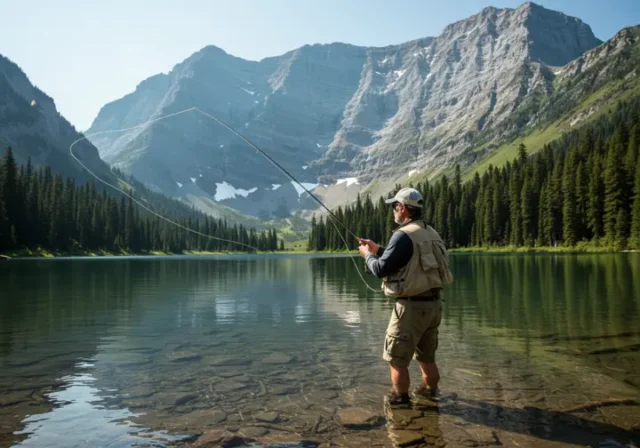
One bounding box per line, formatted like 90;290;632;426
0;254;638;448
445;254;640;390
13;360;186;448
446;254;640;340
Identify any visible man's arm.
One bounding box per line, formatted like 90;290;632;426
364;232;413;278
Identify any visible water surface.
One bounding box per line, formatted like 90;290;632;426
1;254;639;447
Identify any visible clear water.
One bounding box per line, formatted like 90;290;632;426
1;254;639;447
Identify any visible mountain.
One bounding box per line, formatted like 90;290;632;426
0;54;277;230
461;24;640;180
88;43;367;217
88;2;614;218
0;55;111;182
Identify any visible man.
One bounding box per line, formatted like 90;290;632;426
358;187;453;406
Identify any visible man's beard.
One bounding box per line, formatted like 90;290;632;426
394;216;410;225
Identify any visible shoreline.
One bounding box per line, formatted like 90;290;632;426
0;248;360;259
448;245;640;254
2;246;638;259
1;249;258;259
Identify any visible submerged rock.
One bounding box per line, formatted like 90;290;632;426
268;384;299;396
255;411;280;423
388;429;424;447
239;426;268;438
214;380;249;394
164;409;227;430
187;429;246;447
168;352;202;363
336;407;382;428
204;356;251;367
385;408;423;428
307;390;339;401
261;353;293;365
155;392;199;407
217;371;247;379
175;394;199;406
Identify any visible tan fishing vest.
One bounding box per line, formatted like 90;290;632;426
381;220;454;297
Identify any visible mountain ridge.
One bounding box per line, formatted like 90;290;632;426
0;54;111;182
87;2;625;219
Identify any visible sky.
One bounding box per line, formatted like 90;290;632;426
2;0;638;131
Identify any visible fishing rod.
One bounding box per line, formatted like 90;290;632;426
69;107;379;292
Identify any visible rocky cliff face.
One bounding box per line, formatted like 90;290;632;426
539;26;639;128
0;55;111;182
313;2;602;182
88;1;602;217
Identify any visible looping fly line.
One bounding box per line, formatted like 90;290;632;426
69;107;380;293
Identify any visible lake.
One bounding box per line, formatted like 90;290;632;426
1;254;639;447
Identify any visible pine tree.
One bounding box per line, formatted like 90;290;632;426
39;166;52;245
631;156;640;249
474;183;485;246
91;203;102;248
458;189;472;247
447;200;456;247
0;198;7;250
435;176;449;242
562;149;578;246
0;147;18;248
518;142;528;167
77;186;91;248
483;180;495;244
615;208;630;249
48;174;64;249
509;169;522;245
604;140;625;246
105;200;119;250
491;174;503;244
454;164;462;206
575;161;588;240
125;196;136;251
308;215;317;250
521;173;535;246
318;217;326;251
548;161;564;246
625;126;638;193
537;182;550;246
587;155;605;240
60;178;74;250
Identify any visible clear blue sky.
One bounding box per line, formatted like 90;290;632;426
3;0;638;131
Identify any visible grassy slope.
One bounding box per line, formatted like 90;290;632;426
463;28;640;180
463;76;640;181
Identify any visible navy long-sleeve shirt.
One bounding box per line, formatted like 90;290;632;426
365;231;413;279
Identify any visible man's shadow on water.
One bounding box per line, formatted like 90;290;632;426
430;396;640;447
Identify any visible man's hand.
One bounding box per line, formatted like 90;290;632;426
358;242;371;258
357;238;380;257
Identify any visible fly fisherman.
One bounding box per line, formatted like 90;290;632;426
358;187;453;406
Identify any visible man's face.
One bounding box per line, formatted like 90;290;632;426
393;202;407;224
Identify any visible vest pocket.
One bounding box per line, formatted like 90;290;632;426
432;240;454;285
418;241;439;271
383;278;404;295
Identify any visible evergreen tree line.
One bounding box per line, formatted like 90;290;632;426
309;97;640;251
0;148;283;253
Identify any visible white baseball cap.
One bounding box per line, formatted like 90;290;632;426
384;187;424;208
